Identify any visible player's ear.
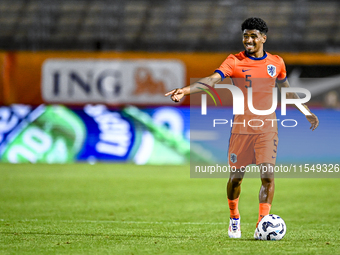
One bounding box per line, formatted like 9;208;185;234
261;34;267;43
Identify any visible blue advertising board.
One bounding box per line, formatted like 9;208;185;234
0;104;338;165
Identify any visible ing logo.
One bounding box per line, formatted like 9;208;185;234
134;67;166;95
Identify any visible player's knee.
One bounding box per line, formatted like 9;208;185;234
261;177;274;186
229;177;243;187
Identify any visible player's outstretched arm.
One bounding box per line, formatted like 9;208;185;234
164;72;222;103
277;80;319;131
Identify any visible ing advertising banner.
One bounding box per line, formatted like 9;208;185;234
1;51;340;106
42;59;185;104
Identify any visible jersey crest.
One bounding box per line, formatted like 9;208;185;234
267;65;276;77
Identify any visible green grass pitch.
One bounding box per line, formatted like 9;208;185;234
0;164;339;254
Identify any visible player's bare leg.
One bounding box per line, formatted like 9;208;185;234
227;170;245;200
259;163;275;205
254;163;275;239
227;169;245;238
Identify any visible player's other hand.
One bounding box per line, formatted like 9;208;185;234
306;113;319;131
164;88;185;102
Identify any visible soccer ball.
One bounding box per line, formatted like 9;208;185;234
257;214;286;240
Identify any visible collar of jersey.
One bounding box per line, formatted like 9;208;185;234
244;51;267;60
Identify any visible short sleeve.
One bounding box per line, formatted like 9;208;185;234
276;56;287;83
214;54;235;81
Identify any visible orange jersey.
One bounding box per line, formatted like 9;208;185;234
215;51;287;134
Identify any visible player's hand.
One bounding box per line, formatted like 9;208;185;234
306;113;319;131
164;88;185;102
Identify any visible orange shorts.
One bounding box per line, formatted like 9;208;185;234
228;132;278;169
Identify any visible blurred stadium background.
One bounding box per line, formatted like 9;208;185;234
0;0;339;165
1;0;340;52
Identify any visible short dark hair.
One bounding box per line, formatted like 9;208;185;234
241;17;268;34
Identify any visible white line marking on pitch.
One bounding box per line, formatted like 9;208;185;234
1;219;249;225
66;220;231;225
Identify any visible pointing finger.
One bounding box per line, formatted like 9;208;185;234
165;89;176;97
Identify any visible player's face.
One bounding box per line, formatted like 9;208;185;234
242;29;266;54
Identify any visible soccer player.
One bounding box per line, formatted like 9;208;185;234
165;17;319;239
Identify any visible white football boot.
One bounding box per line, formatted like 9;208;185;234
254;226;261;240
228;217;241;238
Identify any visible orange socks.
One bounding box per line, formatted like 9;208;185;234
228;198;240;219
257;203;271;225
228;199;271;224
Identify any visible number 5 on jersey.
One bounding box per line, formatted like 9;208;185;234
245;75;252;88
